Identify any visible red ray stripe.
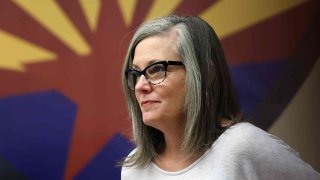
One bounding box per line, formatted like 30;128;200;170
130;0;155;29
60;1;131;179
95;1;128;43
221;1;315;65
56;0;92;44
174;0;217;15
0;70;52;98
0;1;75;56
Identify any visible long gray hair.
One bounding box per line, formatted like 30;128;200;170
121;15;242;167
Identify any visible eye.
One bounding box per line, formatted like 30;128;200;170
127;70;141;81
130;70;140;77
146;64;165;76
126;70;141;90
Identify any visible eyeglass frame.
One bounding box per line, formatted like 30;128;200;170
125;60;184;90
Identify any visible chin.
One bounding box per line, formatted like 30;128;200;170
142;115;160;129
142;117;155;126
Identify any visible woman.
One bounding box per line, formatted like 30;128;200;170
121;15;319;179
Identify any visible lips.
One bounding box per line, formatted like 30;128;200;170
141;100;160;106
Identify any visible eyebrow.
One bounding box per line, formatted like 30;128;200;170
131;59;162;70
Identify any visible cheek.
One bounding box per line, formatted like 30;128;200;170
175;89;186;109
134;91;141;101
163;91;186;121
164;84;186;111
167;77;186;105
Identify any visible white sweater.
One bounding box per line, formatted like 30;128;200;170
121;122;320;180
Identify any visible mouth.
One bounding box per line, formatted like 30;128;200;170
141;100;160;106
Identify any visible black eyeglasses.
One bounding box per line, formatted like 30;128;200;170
125;60;184;90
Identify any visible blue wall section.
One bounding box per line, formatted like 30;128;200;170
75;134;135;180
0;91;77;180
230;60;288;117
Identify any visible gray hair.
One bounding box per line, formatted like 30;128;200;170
121;15;242;167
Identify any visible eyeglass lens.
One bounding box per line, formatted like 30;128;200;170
127;63;167;90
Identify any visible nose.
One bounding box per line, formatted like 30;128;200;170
135;75;152;92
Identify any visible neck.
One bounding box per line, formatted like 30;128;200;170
154;123;195;171
162;130;183;157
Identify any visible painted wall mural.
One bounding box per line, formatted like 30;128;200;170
0;0;319;179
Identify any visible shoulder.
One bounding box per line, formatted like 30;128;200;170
121;165;148;180
218;122;299;158
223;122;268;138
211;122;320;179
121;148;153;179
222;122;283;150
121;148;136;174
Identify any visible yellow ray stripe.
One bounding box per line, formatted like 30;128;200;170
79;0;101;32
200;0;306;38
0;29;56;72
13;0;91;55
117;0;137;27
145;0;183;21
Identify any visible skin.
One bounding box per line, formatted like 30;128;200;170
132;29;191;171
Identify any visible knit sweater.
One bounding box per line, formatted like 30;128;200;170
121;122;320;180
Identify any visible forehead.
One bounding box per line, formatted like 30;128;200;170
132;30;180;69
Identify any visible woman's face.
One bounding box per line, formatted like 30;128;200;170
132;31;186;132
